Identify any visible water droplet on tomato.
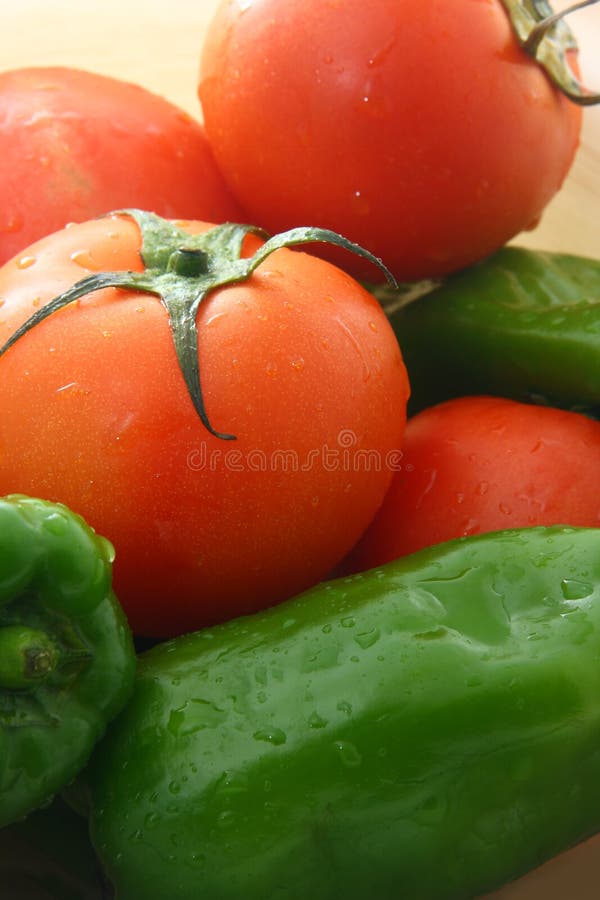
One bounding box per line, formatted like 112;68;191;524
351;190;370;216
70;249;99;270
1;214;23;234
55;381;77;394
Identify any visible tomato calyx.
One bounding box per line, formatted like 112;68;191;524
0;210;395;440
502;0;600;104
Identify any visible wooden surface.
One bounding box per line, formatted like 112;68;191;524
1;1;599;897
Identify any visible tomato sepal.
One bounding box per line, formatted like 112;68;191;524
0;210;397;440
502;0;600;104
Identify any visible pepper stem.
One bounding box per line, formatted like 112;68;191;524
0;626;60;689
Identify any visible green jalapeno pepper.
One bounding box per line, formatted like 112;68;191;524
0;494;135;828
81;525;600;900
380;246;600;417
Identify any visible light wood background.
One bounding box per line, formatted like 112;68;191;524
1;1;599;897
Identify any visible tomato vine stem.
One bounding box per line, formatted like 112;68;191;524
501;0;600;104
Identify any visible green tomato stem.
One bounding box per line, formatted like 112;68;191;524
0;211;396;441
501;0;600;105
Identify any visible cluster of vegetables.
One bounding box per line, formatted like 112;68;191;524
0;1;599;898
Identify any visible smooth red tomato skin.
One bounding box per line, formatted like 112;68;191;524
199;0;582;280
345;396;600;571
0;67;243;266
0;215;409;637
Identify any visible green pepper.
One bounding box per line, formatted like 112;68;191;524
0;494;135;828
0;796;113;899
380;246;600;417
81;525;600;900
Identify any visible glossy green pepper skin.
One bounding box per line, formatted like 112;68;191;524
383;247;600;417
0;494;135;828
83;526;600;900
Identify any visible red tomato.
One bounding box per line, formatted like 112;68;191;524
0;67;243;266
344;396;600;571
199;0;582;281
0;213;409;637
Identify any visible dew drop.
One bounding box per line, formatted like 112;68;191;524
351;190;371;216
561;579;594;601
308;711;327;729
354;627;380;650
215;770;249;796
333;740;362;768
42;511;68;536
70;249;99;270
217;810;236;829
1;214;23;234
144;811;160;830
253;727;287;746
